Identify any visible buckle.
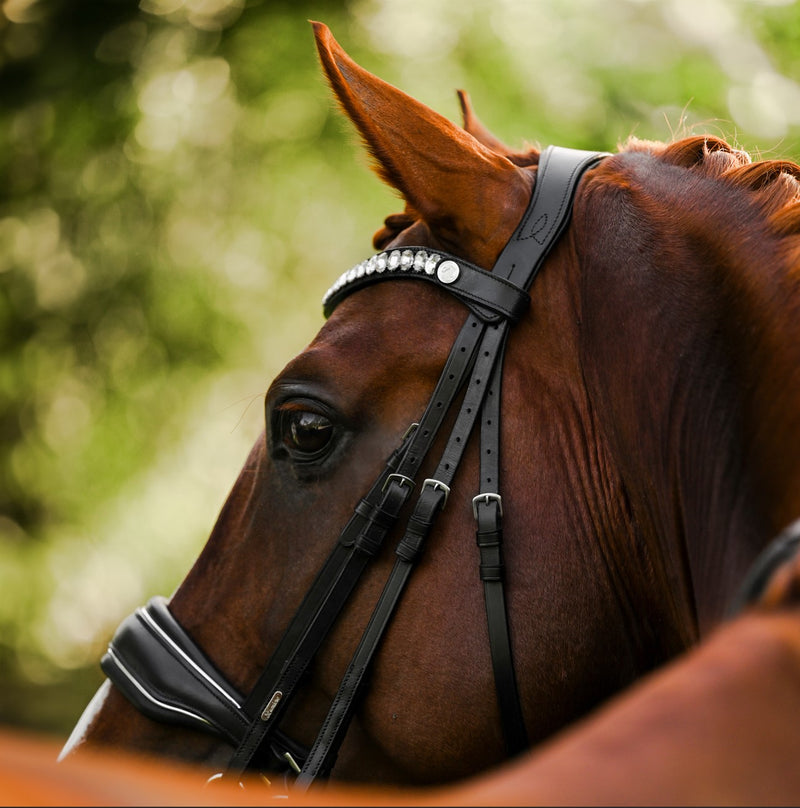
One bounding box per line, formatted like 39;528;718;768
472;492;503;519
422;478;450;507
382;473;415;493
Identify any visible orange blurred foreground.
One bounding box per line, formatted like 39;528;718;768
6;607;800;806
0;727;435;807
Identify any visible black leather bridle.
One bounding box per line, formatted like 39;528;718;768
99;146;607;791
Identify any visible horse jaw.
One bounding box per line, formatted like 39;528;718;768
310;21;533;269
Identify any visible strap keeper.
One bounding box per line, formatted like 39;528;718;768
476;529;502;548
396;514;431;562
396;481;449;562
480;565;504;583
353;499;395;533
354;527;383;556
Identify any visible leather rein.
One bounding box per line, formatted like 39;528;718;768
99;146;607;791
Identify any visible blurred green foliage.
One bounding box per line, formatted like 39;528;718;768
1;0;799;738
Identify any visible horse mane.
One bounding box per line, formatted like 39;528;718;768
623;135;800;242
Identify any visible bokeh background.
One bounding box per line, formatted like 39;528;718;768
1;0;799;741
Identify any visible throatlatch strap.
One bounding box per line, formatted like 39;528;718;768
467;145;606;757
474;330;529;757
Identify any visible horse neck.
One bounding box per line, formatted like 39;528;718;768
576;151;800;634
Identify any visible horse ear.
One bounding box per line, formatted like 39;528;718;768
311;22;533;266
457;90;540;168
457;90;514;156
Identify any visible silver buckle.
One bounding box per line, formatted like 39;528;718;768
282;751;302;774
422;478;450;507
402;421;420;440
382;473;415;493
472;492;503;519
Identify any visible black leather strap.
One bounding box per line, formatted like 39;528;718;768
294;319;512;785
468;146;604;758
228;430;420;776
474;330;528;757
495;147;607;286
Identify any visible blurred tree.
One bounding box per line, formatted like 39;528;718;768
0;0;241;538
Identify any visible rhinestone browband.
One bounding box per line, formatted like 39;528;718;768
323;249;452;306
321;247;531;323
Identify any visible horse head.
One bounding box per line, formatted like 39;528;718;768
62;22;800;791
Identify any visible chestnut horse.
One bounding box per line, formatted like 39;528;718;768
61;21;800;796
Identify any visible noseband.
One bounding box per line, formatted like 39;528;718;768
100;146;607;790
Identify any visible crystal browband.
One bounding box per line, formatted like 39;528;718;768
322;247;530;323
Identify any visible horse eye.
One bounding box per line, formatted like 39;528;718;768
280;410;334;458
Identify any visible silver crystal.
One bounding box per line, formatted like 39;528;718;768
413;251;427;271
424;254;440;275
